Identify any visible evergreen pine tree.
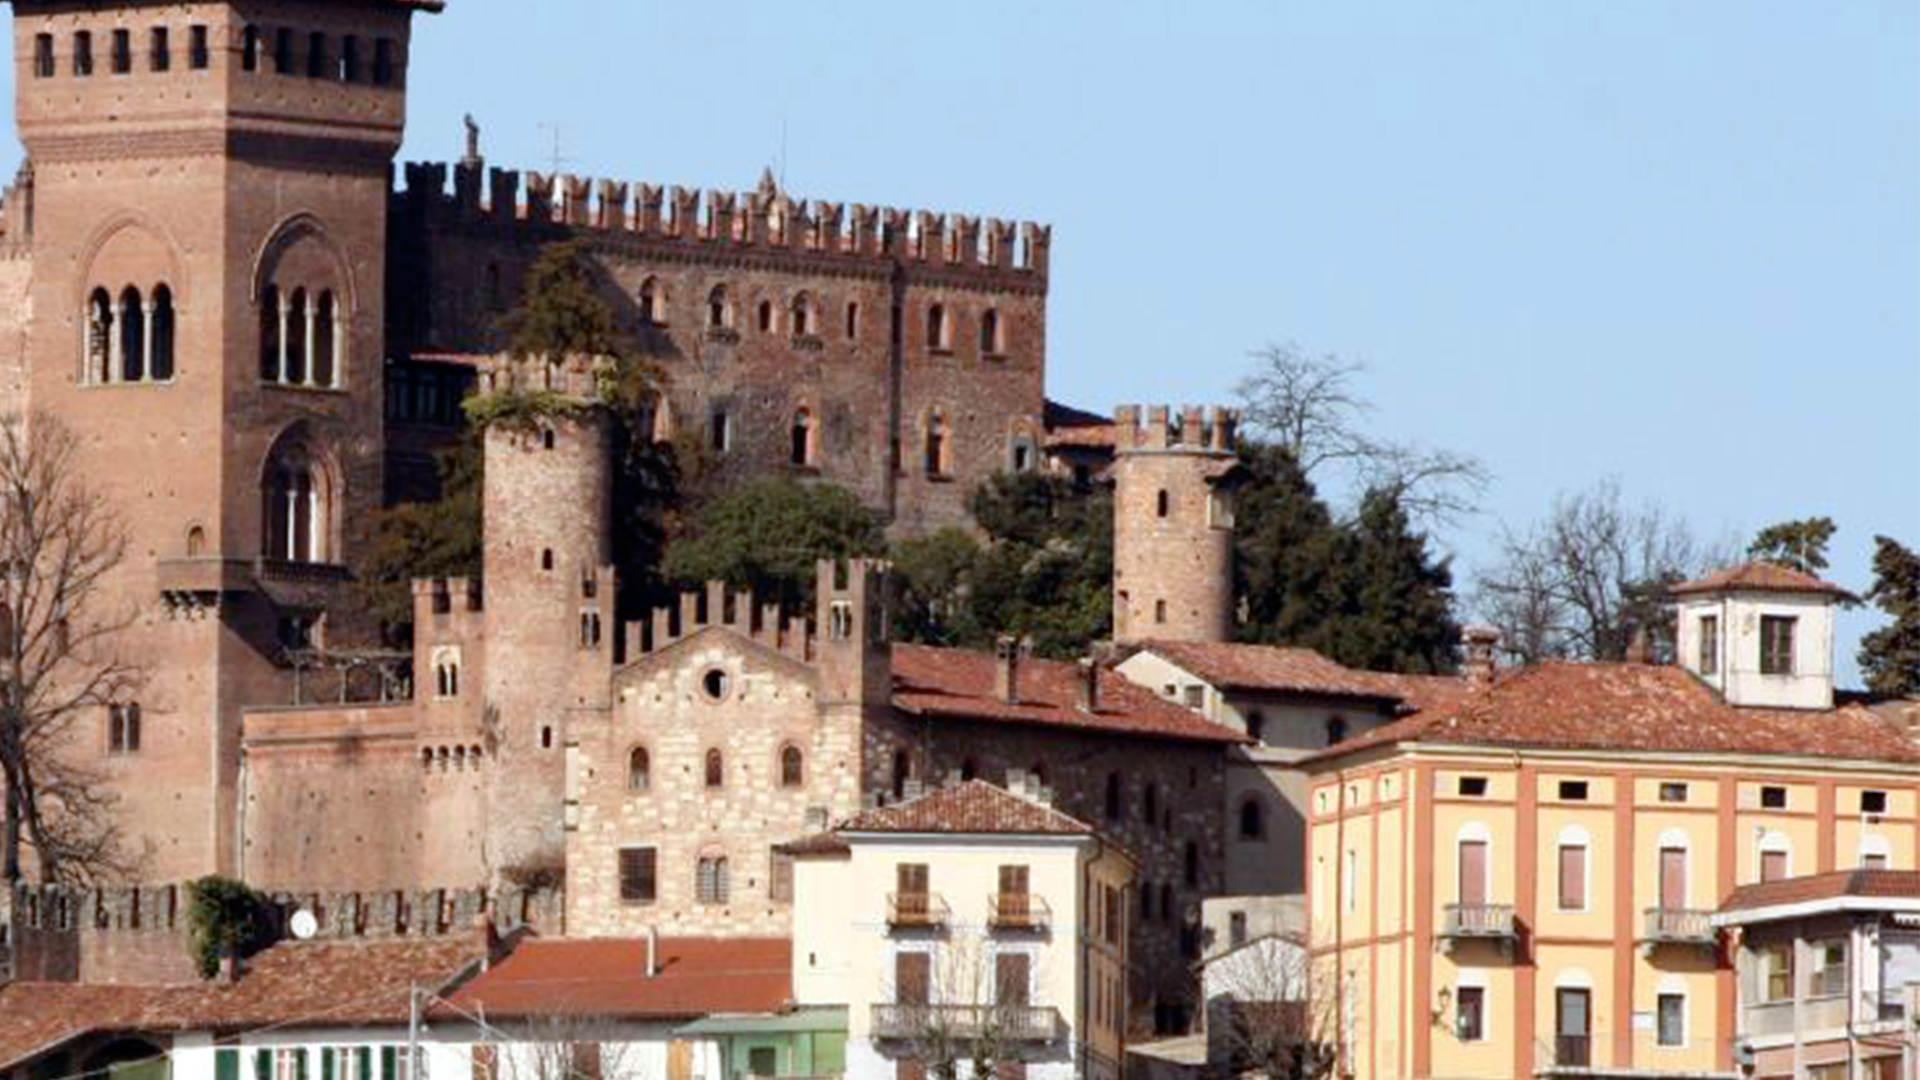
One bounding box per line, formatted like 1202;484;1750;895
1860;536;1920;697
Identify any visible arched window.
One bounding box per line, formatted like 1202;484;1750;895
149;285;174;381
780;745;804;788
924;413;948;477
1184;840;1200;886
261;434;330;563
284;288;308;385
708;285;731;330
791;293;813;337
1239;797;1266;840
628;747;650;792
1143;782;1158;826
118;287;146;383
431;647;460;699
697;854;730;904
704;748;724;789
1105;772;1123;820
85;289;113;384
259;284;281;381
926;303;949;351
980;308;1002;354
108;703;141;754
185;526;206;557
790;408;813;467
891;748;910;799
638;278;663;325
312;290;337;388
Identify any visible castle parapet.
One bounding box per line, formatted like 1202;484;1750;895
624;579;814;665
396;163;1051;279
1113;403;1238;453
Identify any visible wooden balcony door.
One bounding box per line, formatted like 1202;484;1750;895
996;951;1031;1006
1660;847;1687;910
899;862;930;919
1458;840;1488;905
896;950;931;1005
1556;988;1592;1067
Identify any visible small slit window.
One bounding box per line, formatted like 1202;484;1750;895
627;747;650;792
189;26;209;69
1759;785;1787;810
1457;776;1489;798
704;748;725;789
1558;780;1589;802
780;745;804;789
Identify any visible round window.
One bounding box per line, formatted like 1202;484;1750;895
702;668;730;701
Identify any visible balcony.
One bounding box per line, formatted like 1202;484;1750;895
887;892;950;930
870;1003;1061;1043
1439;903;1516;954
1549;1035;1590;1070
988;893;1051;932
1640;907;1716;953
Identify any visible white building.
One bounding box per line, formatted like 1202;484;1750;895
1671;560;1853;711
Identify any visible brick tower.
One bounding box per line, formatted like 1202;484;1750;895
1110;405;1240;644
475;357;615;882
0;0;436;878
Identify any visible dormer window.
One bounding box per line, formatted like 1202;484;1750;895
1697;615;1718;675
1760;616;1796;675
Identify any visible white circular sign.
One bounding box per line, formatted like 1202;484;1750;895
289;909;319;940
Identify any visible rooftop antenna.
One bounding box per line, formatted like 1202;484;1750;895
537;122;574;175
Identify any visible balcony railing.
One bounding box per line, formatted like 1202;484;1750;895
870;1003;1061;1042
1641;907;1716;946
1441;903;1516;939
1551;1035;1590;1069
887;892;951;930
988;893;1051;932
1743;999;1796;1037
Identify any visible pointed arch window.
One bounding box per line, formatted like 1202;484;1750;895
1239;797;1266;840
312;290;337;388
707;285;732;330
756;300;774;334
790;408;814;467
696;854;730;904
791;293;814;338
261;436;331;564
259;284;281;381
85;289;113;384
241;26;260;72
639;278;664;325
284;289;308;385
118;287;146;382
628;747;651;792
149;286;175;381
260;282;343;388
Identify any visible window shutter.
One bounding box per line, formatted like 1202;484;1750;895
381;1047;397;1080
217;1050;239;1080
256;1050;272;1080
357;1049;372;1080
322;1049;335;1080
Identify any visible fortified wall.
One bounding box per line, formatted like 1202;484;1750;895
0;882;562;988
385;162;1052;534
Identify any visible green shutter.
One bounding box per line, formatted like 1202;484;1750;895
357;1048;372;1080
255;1050;272;1080
295;1050;308;1080
216;1050;239;1080
380;1047;397;1080
322;1049;335;1080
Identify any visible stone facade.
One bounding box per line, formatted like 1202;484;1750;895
1110;405;1239;645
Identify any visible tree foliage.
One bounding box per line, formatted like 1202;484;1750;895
355;438;483;640
1748;516;1838;576
1234;443;1458;673
0;413;141;884
1860;536;1920;697
662;478;887;610
185;875;277;980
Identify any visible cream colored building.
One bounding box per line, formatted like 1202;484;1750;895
785;779;1135;1080
1305;564;1920;1080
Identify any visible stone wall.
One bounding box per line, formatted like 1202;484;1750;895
1111;406;1238;645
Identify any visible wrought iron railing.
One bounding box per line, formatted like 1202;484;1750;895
870;1003;1060;1042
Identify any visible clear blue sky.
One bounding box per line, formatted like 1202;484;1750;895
11;2;1919;681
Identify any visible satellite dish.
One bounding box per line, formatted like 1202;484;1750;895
289;908;319;940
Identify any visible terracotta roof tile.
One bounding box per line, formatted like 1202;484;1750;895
1134;641;1402;701
891;644;1244;744
838;779;1096;837
776;832;852;857
1304;662;1920;766
1042;399;1115;449
1669;560;1854;599
1720;870;1920;913
435;937;791;1020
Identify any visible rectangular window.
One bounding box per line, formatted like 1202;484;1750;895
769;847;793;903
1456;986;1485;1041
189;26;209;69
1342;849;1357;913
150;27;169;71
342;36;361;82
1557;844;1586;911
33;34;54;78
1761;848;1788;883
1457;840;1488;906
895;949;930;1005
1229;910;1247;946
372;38;395;85
1457;776;1488;797
306;32;328;78
1760;615;1796;675
273;28;293;74
617;846;656;904
1660;846;1688;910
1183;685;1204;709
1811;939;1847;997
1759;785;1787;809
111;29;131;74
1656;992;1684;1046
1659;782;1688;803
1698;614;1719;674
709;409;730;453
1863;790;1889;815
1557;780;1589;801
73;31;92;76
1761;942;1794;1002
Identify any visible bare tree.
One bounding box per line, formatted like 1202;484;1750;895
1203;933;1338;1079
486;1015;641;1080
0;412;142;884
879;930;1054;1080
1473;478;1728;664
1235;343;1489;526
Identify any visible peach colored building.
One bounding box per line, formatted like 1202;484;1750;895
1305;566;1920;1080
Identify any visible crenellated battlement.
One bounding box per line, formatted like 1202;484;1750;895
413;576;484;617
397;162;1052;279
1112;404;1238;453
624;579;815;665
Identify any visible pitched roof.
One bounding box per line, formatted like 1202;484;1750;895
1669;560;1854;599
1041;399;1114;449
434;937;791;1021
890;643;1244;745
1719;870;1920;914
1304;661;1920;767
837;779;1097;837
1133;640;1403;701
0;937;482;1070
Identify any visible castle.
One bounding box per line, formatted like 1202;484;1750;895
0;0;1255;1030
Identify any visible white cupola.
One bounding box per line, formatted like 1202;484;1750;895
1671;561;1853;710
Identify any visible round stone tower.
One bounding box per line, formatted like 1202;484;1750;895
478;356;615;880
1110;404;1239;644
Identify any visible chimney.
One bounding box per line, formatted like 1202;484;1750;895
1076;657;1100;712
1624;627;1652;665
1461;625;1501;688
994;635;1020;704
644;925;659;978
221;947;244;984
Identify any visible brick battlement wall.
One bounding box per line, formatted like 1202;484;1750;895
1112;404;1238;453
624;578;816;666
0;881;561;987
